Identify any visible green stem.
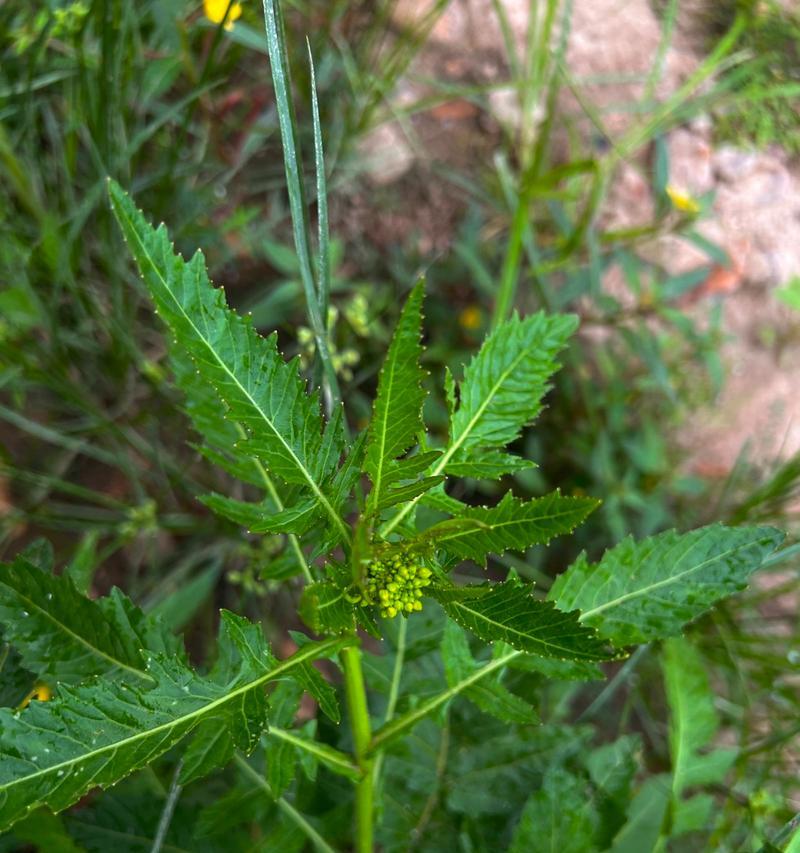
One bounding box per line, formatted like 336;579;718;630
341;644;374;853
150;760;183;853
268;726;361;780
372;617;407;796
490;184;529;329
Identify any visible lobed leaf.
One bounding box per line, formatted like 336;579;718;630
417;491;599;565
108;180;347;543
200;493;319;535
364;280;428;514
446;311;577;467
444;449;534;479
0;613;349;832
0;554;180;685
549;523;784;645
431;579;611;661
380;312;577;536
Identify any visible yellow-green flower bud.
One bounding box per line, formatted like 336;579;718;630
364;550;431;619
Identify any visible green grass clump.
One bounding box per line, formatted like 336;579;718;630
714;1;800;153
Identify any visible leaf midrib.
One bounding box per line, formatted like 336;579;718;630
370;650;520;751
381;347;529;536
115;196;348;544
577;542;750;621
447;597;598;659
0;582;152;684
431;503;585;546
0;637;347;797
369;336;403;512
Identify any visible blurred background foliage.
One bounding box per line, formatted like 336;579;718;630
1;0;799;850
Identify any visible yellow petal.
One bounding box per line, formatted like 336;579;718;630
666;184;700;215
19;682;53;709
204;0;242;28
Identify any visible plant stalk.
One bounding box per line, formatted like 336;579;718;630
341;643;374;853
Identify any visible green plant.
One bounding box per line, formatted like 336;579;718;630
711;1;800;153
0;171;787;848
2;2;799;852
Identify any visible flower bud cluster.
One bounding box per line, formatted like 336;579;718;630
365;552;432;619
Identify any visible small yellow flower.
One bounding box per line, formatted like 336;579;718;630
204;0;242;30
666;184;700;215
458;305;482;331
19;682;53;709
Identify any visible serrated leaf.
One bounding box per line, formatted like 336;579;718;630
108;180;349;544
431;580;611;661
417;491;599;565
0;553;180;684
365;280;427;514
381;312;577;536
290;653;340;724
0;645;34;708
444;449;534;479
509;766;600;853
507;650;604;682
441;622;538;724
0;615;349;831
549;524;784;645
200;492;319;534
170;349;262;487
446;311;577;463
374;475;445;512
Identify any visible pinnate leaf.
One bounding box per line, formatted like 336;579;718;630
444;449;534;479
0;613;349;831
364;281;427;513
379;312;577;536
200;493;319;535
550;523;784;645
108;180;346;541
431;579;611;661
0;553;180;684
418;491;599;565
445;311;577;468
